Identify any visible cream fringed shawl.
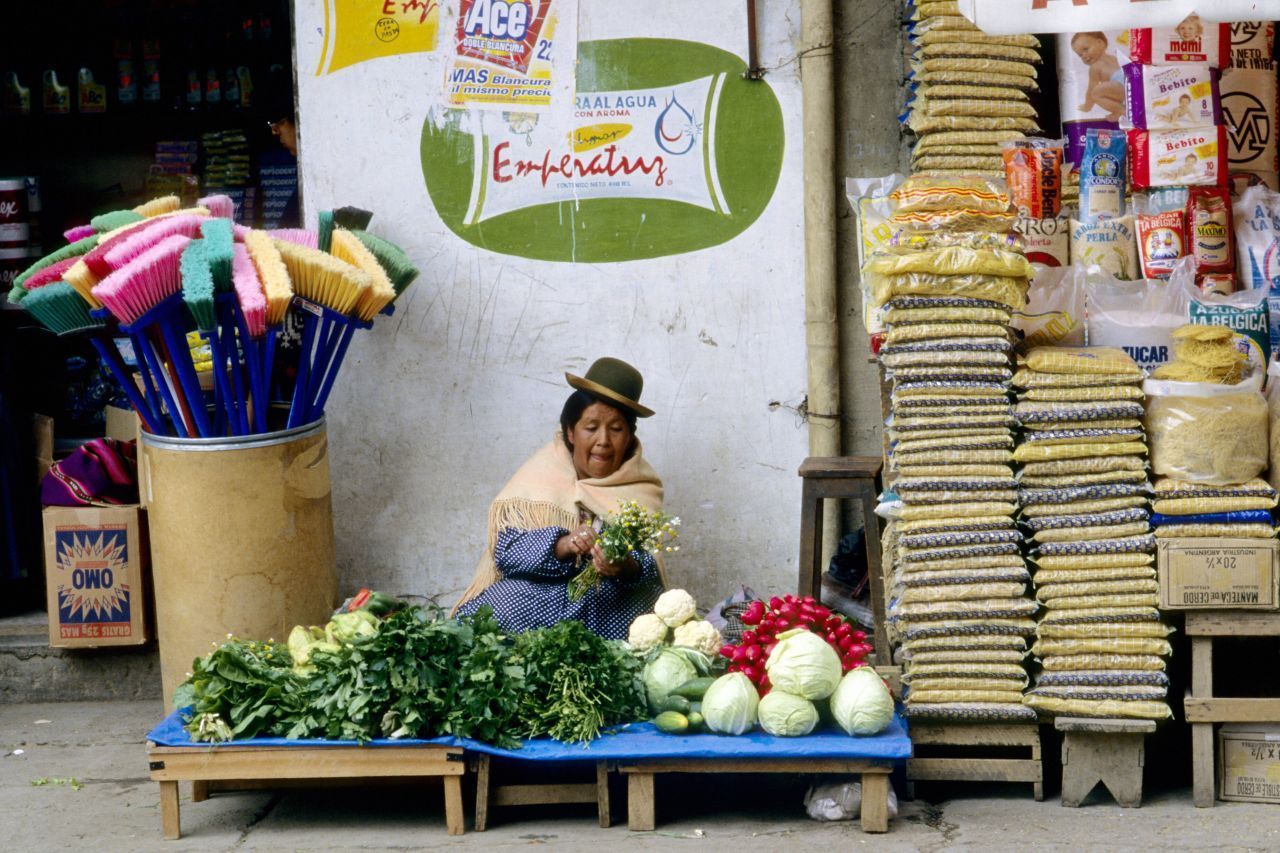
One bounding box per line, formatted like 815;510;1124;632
452;435;664;612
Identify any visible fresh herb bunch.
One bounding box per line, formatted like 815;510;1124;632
174;637;304;741
568;501;681;601
514;620;647;743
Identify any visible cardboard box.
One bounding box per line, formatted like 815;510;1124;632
1158;538;1279;610
33;413;53;484
1220;724;1280;803
43;505;150;647
103;404;139;444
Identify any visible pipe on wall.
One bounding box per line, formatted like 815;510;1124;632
799;0;842;567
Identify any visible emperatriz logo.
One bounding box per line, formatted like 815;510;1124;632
1223;90;1271;163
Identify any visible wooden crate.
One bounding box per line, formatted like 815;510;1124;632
618;757;896;833
906;722;1044;801
147;742;467;839
1183;610;1280;807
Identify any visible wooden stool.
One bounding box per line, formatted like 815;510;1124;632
798;456;886;663
472;755;611;830
1056;717;1155;808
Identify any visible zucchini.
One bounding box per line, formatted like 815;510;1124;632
653;711;690;735
658;695;692;715
671;677;716;700
687;711;705;731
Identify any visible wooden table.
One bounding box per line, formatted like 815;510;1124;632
618;757;895;832
906;722;1044;801
797;456;889;664
472;754;611;830
1183;609;1280;807
1056;717;1155;808
147;741;467;839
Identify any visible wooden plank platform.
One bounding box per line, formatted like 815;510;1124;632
617;757;896;833
147;742;467;839
1056;717;1155;808
905;722;1043;801
1185;609;1280;808
472;755;611;831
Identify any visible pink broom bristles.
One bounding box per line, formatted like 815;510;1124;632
101;214;205;273
198;194;235;220
267;228;319;248
92;234;191;325
22;257;81;292
232;223;251;241
231;244;267;337
82;218;164;278
63;224;97;243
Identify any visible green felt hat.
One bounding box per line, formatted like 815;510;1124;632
565;357;654;418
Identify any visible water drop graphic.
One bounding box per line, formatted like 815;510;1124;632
655;94;697;155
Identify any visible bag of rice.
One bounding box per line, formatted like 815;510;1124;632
1146;371;1264;484
1071;217;1140;279
1016;216;1071;267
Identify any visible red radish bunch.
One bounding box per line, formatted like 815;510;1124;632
719;595;871;693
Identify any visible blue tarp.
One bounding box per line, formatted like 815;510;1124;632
147;709;911;762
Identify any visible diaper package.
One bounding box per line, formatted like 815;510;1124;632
1129;126;1228;189
1130;15;1231;68
1123;64;1221;131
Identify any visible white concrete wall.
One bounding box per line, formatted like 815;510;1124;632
294;1;810;607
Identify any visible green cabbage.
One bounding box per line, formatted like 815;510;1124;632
831;667;895;736
764;628;843;700
701;673;759;735
757;690;818;737
642;648;697;712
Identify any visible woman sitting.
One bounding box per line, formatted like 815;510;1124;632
454;358;666;639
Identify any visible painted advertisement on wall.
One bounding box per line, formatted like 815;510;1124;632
444;0;574;111
315;0;442;76
423;38;784;262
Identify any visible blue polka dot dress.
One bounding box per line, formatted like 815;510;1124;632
456;526;664;640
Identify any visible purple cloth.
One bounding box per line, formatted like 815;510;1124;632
40;438;138;507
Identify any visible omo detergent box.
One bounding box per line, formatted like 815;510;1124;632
43;506;150;647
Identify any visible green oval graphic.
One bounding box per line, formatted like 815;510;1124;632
422;38;785;263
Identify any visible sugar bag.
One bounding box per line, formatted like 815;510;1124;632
1221;67;1279;180
1187;286;1271;373
1129;126;1228;189
1123;64;1221;131
1057;30;1131;169
1071;216;1139;280
1085;260;1196;372
1130;15;1230;68
1232;184;1280;292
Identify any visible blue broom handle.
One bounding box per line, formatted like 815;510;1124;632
156;302;214;438
309;322;357;421
287;310;317;429
215;297;250;435
88;336;161;435
304;315;343;412
229;304;265;434
136;332;189;438
123;331;169;433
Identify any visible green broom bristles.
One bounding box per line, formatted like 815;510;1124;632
317;209;335;253
21;282;104;335
181;239;216;331
200;219;234;292
350;230;419;297
14;235;99;289
90;209;144;233
7;284;28;305
333;206;374;232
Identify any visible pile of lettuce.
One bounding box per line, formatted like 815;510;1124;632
175;603;646;747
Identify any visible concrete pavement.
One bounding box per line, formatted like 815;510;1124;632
3;700;1279;851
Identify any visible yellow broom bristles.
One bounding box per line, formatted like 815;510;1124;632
133;195;181;217
330;229;395;321
244;230;294;326
63;259;102;309
274;239;370;316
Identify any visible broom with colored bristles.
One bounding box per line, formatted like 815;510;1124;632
93;233;212;438
188;219;250;434
243;230;294;421
16;281;162;435
229;243;269;431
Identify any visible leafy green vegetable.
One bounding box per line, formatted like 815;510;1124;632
514;620;646;744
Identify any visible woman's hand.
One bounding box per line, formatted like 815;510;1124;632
554;525;598;562
591;544;639;580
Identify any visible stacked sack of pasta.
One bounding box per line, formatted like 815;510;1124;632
905;0;1041;178
1011;347;1172;721
1146;324;1275;538
871;175;1038;724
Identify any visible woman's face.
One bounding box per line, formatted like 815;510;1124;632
568;402;632;479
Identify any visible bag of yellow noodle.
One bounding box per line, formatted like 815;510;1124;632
1144;372;1267;484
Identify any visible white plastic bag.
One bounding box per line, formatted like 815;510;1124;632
804;780;899;822
848;175;906;337
1267;359;1280;491
1144;369;1268;484
1012;265;1086;350
1086;259;1197;372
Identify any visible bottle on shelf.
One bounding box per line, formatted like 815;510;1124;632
42;69;71;115
3;72;31;116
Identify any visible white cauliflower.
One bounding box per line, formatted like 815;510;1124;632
627;613;669;651
654;588;697;627
673;619;723;657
